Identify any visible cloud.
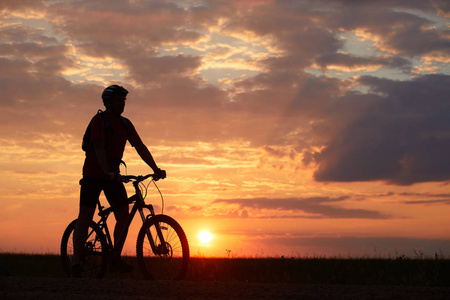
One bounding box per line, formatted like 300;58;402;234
270;236;450;257
0;0;44;11
404;199;450;205
127;54;202;83
214;196;390;219
312;74;450;185
0;0;449;186
396;192;450;205
328;1;450;55
314;53;412;72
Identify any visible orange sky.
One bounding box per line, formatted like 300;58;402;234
1;0;450;258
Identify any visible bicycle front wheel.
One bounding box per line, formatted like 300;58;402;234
136;214;190;280
60;219;108;278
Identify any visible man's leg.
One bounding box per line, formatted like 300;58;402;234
72;205;96;265
72;178;100;274
113;203;129;257
104;181;132;272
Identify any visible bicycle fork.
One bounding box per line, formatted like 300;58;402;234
136;193;169;257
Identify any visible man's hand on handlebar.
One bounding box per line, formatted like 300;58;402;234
109;170;166;183
153;168;166;181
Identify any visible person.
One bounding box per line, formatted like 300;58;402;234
72;85;166;277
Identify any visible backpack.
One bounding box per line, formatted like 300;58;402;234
82;110;129;152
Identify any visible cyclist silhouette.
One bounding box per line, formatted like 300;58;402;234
72;85;166;277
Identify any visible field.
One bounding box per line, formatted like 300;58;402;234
1;254;450;299
2;253;450;285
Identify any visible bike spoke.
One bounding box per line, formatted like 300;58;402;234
137;215;189;280
60;220;108;279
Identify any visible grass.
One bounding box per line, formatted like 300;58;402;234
1;253;450;286
187;257;450;286
0;253;66;278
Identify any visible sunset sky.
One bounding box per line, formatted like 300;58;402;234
1;0;450;258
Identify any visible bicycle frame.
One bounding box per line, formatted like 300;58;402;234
61;172;189;280
94;175;165;256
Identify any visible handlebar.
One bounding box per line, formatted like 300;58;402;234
122;174;156;183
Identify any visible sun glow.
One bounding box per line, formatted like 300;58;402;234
198;231;213;244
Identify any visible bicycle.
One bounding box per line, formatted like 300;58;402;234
60;173;190;280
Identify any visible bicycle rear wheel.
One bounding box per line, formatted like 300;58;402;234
60;219;108;278
136;214;189;280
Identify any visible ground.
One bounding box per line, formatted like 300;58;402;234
2;277;450;300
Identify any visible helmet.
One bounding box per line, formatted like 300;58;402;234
101;85;128;103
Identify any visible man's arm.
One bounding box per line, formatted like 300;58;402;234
127;120;164;177
134;143;160;172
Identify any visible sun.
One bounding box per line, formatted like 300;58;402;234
198;230;213;243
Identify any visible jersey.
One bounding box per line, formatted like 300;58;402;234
82;110;129;152
82;109;144;179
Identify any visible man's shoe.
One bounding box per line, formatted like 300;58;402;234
72;264;82;278
110;259;134;273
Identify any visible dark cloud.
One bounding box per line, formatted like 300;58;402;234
48;0;204;58
315;53;412;72
395;191;450;205
0;22;101;141
224;4;342;71
0;0;44;10
404;199;450;205
127;54;202;83
214;196;389;219
327;0;450;56
0;25;72;76
313;74;450;185
262;146;297;160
